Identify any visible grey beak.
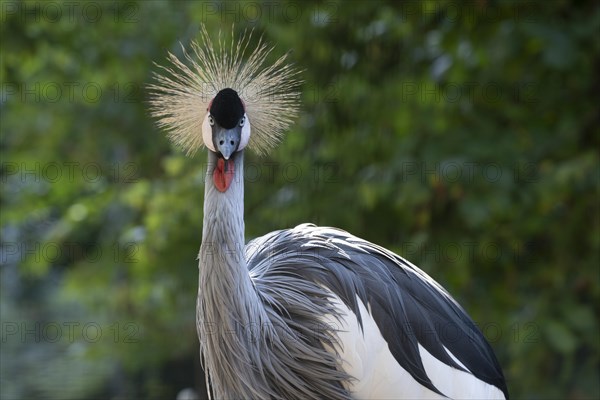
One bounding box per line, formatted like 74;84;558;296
213;127;240;160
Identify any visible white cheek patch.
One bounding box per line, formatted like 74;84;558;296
239;113;251;151
202;112;216;152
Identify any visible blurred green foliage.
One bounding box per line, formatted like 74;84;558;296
1;0;599;398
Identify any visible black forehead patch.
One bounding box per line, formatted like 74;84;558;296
209;88;244;129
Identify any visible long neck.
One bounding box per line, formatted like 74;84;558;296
199;150;256;307
197;150;264;398
201;150;246;258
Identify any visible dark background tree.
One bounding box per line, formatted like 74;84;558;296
1;0;598;398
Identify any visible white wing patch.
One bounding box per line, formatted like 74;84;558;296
320;291;506;400
320;292;444;399
419;344;506;399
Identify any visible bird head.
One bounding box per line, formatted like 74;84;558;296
203;88;249;159
149;26;301;192
203;87;249;192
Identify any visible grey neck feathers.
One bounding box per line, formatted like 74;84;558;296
198;150;351;399
201;150;246;270
198;150;265;398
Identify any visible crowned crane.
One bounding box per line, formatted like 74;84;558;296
149;27;509;399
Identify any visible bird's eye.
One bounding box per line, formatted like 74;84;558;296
208;115;214;126
239;117;245;127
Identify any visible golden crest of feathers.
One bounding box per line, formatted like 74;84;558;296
148;26;302;156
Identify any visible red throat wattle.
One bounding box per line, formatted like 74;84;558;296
213;158;234;192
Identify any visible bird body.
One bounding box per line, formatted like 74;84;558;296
245;224;507;399
150;27;508;399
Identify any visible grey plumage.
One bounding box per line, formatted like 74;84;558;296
246;224;509;398
198;151;352;399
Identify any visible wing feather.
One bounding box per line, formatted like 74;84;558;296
246;224;508;399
